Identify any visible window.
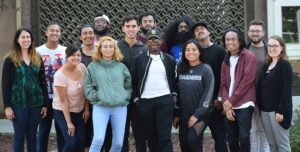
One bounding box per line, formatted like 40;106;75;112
282;6;300;44
268;0;300;59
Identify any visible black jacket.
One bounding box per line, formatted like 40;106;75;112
118;39;147;70
257;60;293;129
131;51;177;102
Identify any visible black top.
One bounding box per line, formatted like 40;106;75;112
258;60;293;129
201;43;226;100
177;63;214;119
2;57;48;108
117;39;148;70
80;48;93;67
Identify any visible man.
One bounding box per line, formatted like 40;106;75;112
162;15;194;62
118;15;148;152
221;28;257;152
36;21;66;152
94;12;110;43
247;20;270;152
93;12;112;152
131;28;177;152
137;10;157;44
192;21;228;152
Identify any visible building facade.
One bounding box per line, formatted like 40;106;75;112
0;0;299;111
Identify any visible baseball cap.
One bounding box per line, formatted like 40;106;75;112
192;21;208;32
146;28;161;40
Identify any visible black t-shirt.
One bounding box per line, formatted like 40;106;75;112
201;43;226;100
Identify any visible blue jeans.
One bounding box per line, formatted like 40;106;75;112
138;94;174;152
37;100;64;152
90;105;127;152
53;109;86;152
12;106;42;152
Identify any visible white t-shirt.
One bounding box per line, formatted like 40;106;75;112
229;55;254;109
36;44;67;99
141;54;170;98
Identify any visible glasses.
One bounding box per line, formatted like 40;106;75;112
101;45;114;49
178;25;188;30
268;45;281;49
249;30;263;33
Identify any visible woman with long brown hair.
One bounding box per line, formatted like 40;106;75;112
2;28;48;152
258;35;293;152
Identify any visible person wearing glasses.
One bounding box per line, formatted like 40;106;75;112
162;15;195;62
247;20;270;152
84;36;132;152
257;35;293;152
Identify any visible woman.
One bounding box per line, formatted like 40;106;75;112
258;35;293;152
174;39;214;152
52;44;90;152
220;28;257;152
2;28;48;152
84;36;132;152
80;23;97;67
79;23;97;150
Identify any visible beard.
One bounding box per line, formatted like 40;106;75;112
175;31;193;44
95;26;109;36
140;27;149;35
196;33;208;41
250;37;263;45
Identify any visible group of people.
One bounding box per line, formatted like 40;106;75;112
1;10;293;152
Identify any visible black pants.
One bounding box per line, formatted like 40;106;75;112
85;104;93;148
129;103;147;152
138;95;174;152
179;115;210;152
207;110;228;152
225;107;253;152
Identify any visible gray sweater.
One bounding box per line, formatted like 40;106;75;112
177;63;215;119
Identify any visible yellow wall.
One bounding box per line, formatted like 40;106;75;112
0;0;18;112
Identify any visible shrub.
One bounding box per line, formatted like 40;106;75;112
290;107;300;152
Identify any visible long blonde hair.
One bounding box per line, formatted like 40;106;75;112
92;36;123;61
9;28;41;67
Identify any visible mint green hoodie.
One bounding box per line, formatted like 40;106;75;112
84;60;132;107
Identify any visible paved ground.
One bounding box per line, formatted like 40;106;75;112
0;131;215;152
1;98;298;151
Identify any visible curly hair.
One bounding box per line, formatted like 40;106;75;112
162;15;195;51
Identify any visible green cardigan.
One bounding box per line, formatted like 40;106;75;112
84;59;132;107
